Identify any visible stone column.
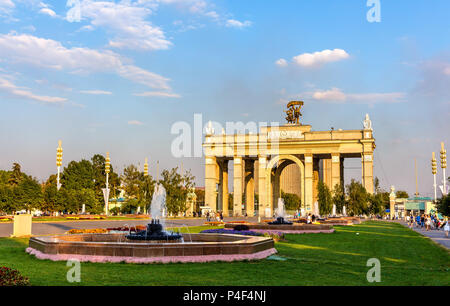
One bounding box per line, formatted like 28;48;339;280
313;158;320;204
331;153;341;191
257;155;268;217
219;160;229;216
233;156;244;216
304;154;313;213
205;156;218;212
246;178;255;217
362;153;374;194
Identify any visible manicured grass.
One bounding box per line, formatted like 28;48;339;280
0;221;448;286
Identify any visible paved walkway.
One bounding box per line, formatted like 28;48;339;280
397;221;450;249
0;217;259;237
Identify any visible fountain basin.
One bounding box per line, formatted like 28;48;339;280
26;233;276;264
225;223;334;234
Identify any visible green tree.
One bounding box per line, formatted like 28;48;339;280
396;190;409;199
332;184;346;214
15;175;43;212
121;164;141;199
91;154;120;202
281;191;301;210
317;180;332;216
159;167;195;216
61;159;95;190
436;195;450;217
8;163;22;186
346;180;369;216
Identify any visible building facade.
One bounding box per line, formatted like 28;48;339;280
203;112;376;217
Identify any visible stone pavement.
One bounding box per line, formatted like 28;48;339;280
0;217;259;237
397;221;450;249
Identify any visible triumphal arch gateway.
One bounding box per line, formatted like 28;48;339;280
203;102;376;217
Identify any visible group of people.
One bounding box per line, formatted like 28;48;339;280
204;211;224;222
407;214;449;237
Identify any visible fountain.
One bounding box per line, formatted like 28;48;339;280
125;184;182;242
27;183;276;263
268;198;293;225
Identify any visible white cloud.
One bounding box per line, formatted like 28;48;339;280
134;91;181;98
225;19;252;28
80;90;112;95
0;33;172;90
312;88;347;101
128;120;145;126
0;76;67;104
39;7;56;17
275;58;288;67
311;88;405;104
293;49;350;67
74;0;171;51
0;0;14;15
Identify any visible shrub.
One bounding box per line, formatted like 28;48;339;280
233;224;250;231
0;267;30;286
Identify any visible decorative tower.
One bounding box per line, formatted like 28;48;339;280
144;157;149;177
432;152;437;202
103;152;111;215
56;140;63;191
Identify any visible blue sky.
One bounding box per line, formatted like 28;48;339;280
0;0;449;196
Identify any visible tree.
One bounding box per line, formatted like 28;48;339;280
317;180;332;216
61;159;95;190
368;193;385;216
159;167;195;216
15;175;43;212
8;163;22;186
281;191;301;210
396;190;409;199
121;164;141;199
346;179;369;216
91;154;120;205
42;175;58;213
436;195;450;217
332;184;346;214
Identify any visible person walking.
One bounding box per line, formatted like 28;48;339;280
425;215;431;231
409;214;414;229
444;218;449;238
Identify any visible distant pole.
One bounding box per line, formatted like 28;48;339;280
414;159;419;197
56;140;63;191
432;152;437;203
144;157;149;214
441;142;447;196
156;161;159;182
104;152;111;216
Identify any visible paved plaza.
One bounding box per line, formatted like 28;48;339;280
396;220;450;249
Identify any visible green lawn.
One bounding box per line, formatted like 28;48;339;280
0;221;449;286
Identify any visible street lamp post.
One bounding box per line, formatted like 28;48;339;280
103;152;111;216
143;157;149;215
441;142;447;196
56;140;63;191
432;152;437;203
